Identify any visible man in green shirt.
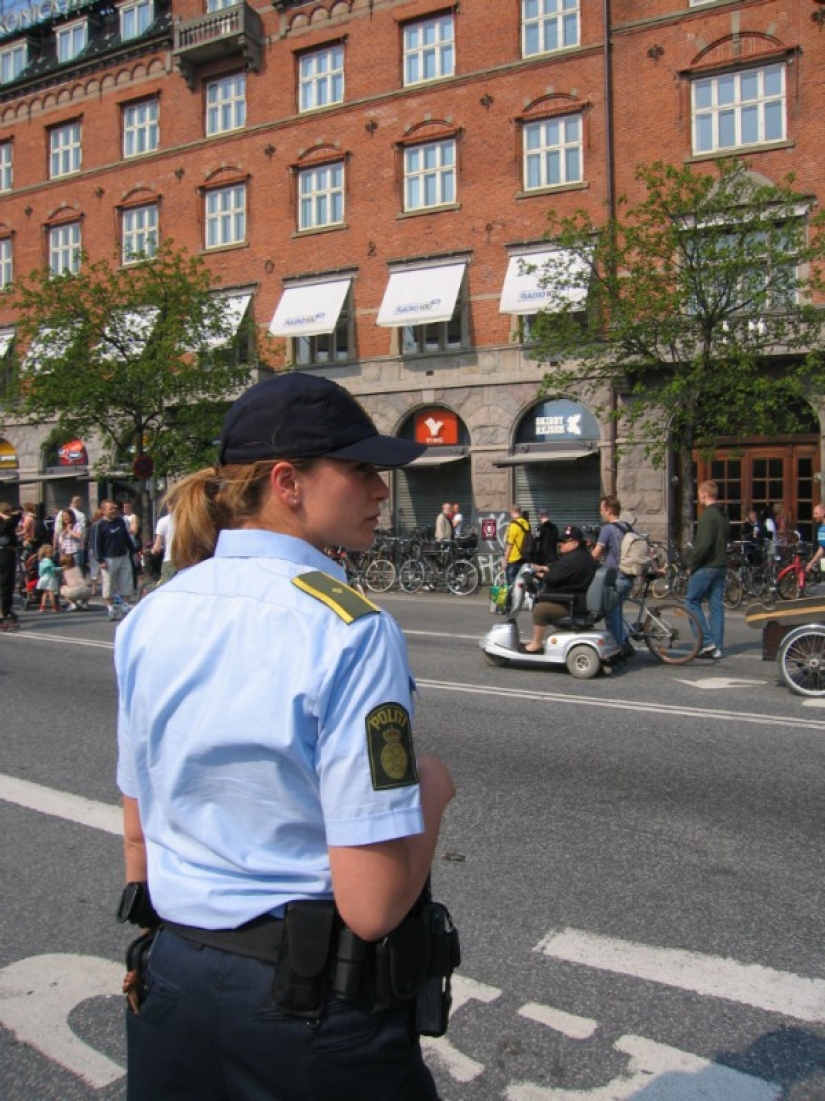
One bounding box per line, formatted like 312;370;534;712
686;480;730;659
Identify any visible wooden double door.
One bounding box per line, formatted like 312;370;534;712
695;441;820;542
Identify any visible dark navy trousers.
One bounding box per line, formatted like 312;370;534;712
126;927;441;1101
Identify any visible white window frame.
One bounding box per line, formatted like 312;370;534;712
0;42;26;84
403;14;454;87
523;114;583;190
0;237;11;289
692;64;786;155
122;203;158;264
522;0;579;58
403;139;456;212
120;0;153;40
298;45;344;112
294;291;352;366
122;99;159;158
49;121;82;179
205;184;246;249
207;0;237;10
206;73;246;136
298;162;345;231
56;20;88;63
49;222;82;276
0;141;12;192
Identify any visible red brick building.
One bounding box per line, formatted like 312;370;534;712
0;0;822;542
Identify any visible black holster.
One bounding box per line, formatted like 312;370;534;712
270;900;337;1018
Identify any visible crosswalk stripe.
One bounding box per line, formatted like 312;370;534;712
0;774;121;836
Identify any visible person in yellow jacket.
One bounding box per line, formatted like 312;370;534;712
502;505;531;587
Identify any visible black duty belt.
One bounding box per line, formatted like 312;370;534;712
165;913;284;963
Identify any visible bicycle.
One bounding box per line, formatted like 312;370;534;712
753;542;817;607
649;542;692;600
621;570;703;664
722;542;771;610
398;537;479;596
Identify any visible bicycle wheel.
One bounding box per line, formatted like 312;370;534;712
747;567;770;600
777;568;801;601
671;572;688;601
650;564;674;599
445;561;479;596
723;569;743;610
643;602;702;664
778;625;825;697
398;559;425;594
363;558;396;594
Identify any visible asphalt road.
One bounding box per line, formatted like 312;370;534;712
1;589;824;1100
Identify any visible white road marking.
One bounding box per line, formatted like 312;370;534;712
537;928;825;1023
422;975;502;1083
802;698;825;708
674;676;766;690
507;1032;780;1100
2;630;114;649
0;773;121;835
416;678;825;732
519;1002;597;1040
0;954;125;1088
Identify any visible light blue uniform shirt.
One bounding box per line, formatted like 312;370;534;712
115;530;424;928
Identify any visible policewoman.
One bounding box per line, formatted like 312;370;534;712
115;373;456;1101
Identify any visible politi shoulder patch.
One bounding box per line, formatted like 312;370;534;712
292;570;380;624
365;703;419;791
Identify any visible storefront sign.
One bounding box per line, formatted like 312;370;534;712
0;439;17;469
527;400;599;444
414;410;459;446
0;0;97;38
57;439;88;466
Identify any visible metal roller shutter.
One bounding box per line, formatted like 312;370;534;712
514;456;601;530
393;461;473;535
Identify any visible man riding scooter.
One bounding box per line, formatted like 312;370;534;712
523;525;597;652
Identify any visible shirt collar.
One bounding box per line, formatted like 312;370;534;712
214;529;347;581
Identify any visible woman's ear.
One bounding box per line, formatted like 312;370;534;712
270;462;300;508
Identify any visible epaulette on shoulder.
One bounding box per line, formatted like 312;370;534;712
292;570;380;624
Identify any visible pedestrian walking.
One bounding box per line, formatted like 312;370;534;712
686;480;730;659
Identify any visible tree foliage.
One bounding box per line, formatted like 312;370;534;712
4;241;270;479
531;159;825;535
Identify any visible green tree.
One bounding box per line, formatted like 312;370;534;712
3;242;271;528
531;159;825;540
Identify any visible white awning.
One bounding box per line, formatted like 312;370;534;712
205;294;252;348
495;449;596;466
269;279;351;337
499;249;590;315
23;325;78;371
407;451;468;468
0;330;13;357
377;263;466;327
99;308;160;362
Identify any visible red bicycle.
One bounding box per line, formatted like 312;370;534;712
765;542;816;604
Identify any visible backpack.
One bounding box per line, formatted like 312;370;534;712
618;524;651;577
516;518;535;562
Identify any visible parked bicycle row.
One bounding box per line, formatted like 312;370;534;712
326;529;481;596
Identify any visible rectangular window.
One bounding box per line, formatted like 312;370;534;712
0;141;12;192
0;237;11;289
402;305;463;355
206;73;246;136
120;0;153;40
298;45;344;112
404;139;455;212
56;21;88;63
0;43;27;84
123;99;159;157
205;184;246;249
692;64;786;154
298;162;344;231
523;115;582;190
207;0;237;8
122;204;158;263
49;223;81;275
49;121;82;179
295;296;351;366
522;0;579;58
403;14;454;87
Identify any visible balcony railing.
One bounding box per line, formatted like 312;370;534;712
173;3;264;89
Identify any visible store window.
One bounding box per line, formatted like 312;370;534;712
204;184;246;249
298;44;344;112
269;277;353;365
692;64;785;155
522;0;579;58
123;99;159;157
403;14;454;87
206;73;246;137
49;121;82;179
